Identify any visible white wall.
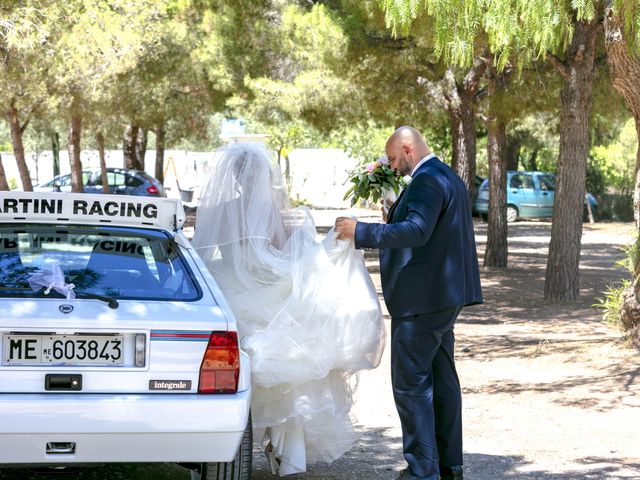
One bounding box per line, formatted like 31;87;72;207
0;147;359;209
287;148;358;208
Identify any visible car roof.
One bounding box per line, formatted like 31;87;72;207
56;167;146;176
0;192;185;231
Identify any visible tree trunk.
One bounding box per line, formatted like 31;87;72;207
68;97;83;193
155;123;165;184
51;131;60;177
527;149;539;171
444;70;476;195
484;65;509;268
0;153;9;191
604;4;640;342
123;124;139;170
96;132;109;193
443;61;486;198
285;154;291;186
505;136;521;171
135;127;147;171
6;99;33;191
447;92;476;190
544;20;598;302
604;5;640;229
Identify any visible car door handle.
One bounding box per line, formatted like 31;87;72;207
511;190;519;194
542;192;548;195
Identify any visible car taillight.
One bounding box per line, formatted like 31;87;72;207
198;331;240;394
146;185;159;195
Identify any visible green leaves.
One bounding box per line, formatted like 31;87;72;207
376;0;602;70
377;0;422;36
613;0;640;52
571;0;596;21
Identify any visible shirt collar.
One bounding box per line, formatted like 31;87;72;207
411;153;436;177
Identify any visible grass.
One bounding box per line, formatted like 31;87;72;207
593;280;631;329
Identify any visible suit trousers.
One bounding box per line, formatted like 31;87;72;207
391;306;463;479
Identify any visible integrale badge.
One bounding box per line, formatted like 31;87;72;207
149;380;192;391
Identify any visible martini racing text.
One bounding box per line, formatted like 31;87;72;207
0;197;158;219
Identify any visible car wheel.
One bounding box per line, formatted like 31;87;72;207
191;414;252;480
506;205;519;223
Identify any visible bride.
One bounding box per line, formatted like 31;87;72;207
191;142;385;476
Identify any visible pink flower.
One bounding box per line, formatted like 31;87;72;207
365;162;376;172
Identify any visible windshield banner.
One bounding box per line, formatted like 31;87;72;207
0;192;185;231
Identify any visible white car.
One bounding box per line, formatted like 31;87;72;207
0;192;252;480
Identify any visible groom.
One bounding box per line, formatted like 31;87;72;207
335;126;482;480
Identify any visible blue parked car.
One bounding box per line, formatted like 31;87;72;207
475;171;597;222
35;168;166;197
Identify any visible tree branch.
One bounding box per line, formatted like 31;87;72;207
19;101;42;134
363;32;416;50
170;86;207;96
463;56;488;96
546;52;570;80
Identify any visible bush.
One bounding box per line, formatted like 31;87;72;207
595;234;640;349
594;280;630;329
593;193;634;222
621;289;640;349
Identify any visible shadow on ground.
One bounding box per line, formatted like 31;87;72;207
2;451;638;480
463;453;640;480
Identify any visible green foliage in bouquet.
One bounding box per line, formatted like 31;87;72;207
343;157;404;207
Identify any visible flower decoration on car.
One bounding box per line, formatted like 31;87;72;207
343;156;405;207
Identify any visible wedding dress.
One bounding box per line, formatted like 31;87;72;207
191;142;385;476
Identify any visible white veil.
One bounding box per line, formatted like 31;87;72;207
192;142;385;474
192;141;289;269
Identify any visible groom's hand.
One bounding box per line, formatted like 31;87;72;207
334;217;357;240
381;199;394;223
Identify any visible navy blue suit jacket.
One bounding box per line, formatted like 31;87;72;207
355;157;483;318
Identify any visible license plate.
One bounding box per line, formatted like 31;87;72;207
3;334;124;366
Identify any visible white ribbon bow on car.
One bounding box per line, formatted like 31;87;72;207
27;263;76;300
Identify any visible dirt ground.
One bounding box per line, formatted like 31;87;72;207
1;217;638;480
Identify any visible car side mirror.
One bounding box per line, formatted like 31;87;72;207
53;181;62;192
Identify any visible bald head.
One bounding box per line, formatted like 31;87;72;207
385;126;432;176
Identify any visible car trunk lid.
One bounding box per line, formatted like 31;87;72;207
0;299;230;394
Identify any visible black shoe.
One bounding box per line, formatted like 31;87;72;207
440;465;463;480
395;468;425;479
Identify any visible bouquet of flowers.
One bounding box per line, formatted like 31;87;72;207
343;156;404;209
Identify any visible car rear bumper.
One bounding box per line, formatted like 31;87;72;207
0;390;251;464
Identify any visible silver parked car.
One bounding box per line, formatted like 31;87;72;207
35;168;166;197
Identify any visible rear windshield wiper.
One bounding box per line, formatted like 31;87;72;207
74;292;119;309
0;287;119;309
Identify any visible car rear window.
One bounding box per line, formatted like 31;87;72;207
538;174;556;191
125;174;143;187
0;224;200;301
